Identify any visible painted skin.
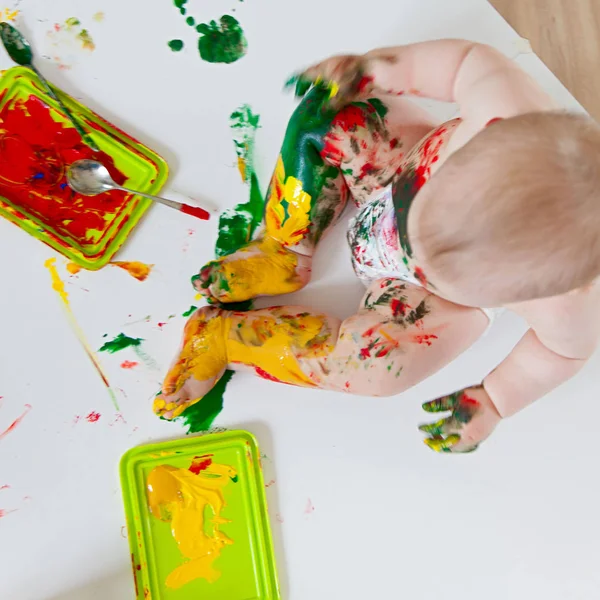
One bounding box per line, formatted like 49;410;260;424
162;40;600;453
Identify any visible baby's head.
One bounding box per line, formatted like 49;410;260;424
408;112;600;307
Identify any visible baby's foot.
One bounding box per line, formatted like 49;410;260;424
192;237;312;304
154;307;228;420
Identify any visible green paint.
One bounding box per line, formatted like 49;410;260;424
175;370;234;433
215;105;263;258
0;22;33;66
186;16;195;27
182;305;198;317
197;15;247;64
174;0;187;15
99;333;143;354
65;17;81;29
168;39;184;52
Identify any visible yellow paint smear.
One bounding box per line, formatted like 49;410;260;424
146;461;237;588
265;156;312;247
66;262;82;275
0;8;18;22
111;261;154;281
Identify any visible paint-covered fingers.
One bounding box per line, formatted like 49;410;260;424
290;54;374;111
419;386;502;454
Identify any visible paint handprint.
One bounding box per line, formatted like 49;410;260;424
419;386;502;453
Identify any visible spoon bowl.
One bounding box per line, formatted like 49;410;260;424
67;159;117;195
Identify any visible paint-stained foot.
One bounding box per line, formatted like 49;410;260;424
192;237;311;303
154;307;228;420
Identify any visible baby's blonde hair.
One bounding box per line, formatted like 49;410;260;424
415;112;600;305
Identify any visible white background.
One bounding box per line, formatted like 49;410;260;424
0;1;598;599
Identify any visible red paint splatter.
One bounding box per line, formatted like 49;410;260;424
359;347;371;360
0;404;32;441
357;75;374;93
358;161;376;178
120;360;138;369
0;485;10;491
0;96;129;244
181;203;210;221
109;413;127;426
85;411;101;423
412;334;438;346
157;322;168;329
344;381;351;391
189;454;213;474
131;554;139;597
331;104;367;131
320;134;345;166
461;394;481;408
486;117;503;127
390;298;408;317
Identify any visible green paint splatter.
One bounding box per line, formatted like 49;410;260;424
65;17;81;29
168;39;184;52
99;333;143;353
186;16;195;27
182;305;198;317
175;370;234;433
174;0;187;15
196;15;247;64
215;105;263;258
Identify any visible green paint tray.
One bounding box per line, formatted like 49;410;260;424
120;430;280;600
0;66;168;269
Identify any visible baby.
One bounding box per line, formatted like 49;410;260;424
154;39;600;453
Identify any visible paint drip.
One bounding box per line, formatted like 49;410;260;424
44;258;118;409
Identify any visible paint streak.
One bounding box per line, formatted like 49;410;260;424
0;96;127;244
188;455;213;474
44;258;118;409
120;360;138;369
99;333;143;354
0;403;31;441
181;203;210;220
111;261;154;281
412;334;438;346
85;411;101;422
146;459;237;588
196;15;247;64
182;305;197;317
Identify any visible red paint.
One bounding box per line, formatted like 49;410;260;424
131;553;139;597
0;485;10;491
0;96;129;243
461;394;481;407
414;267;428;286
189;455;213;474
358;161;376;178
120;360;138;369
486;117;503;127
320;133;345;166
255;366;288;384
357;75;374;93
412;334;438;346
362;325;379;338
0;404;32;441
0;508;17;518
359;347;371;360
157;322;168;329
390;298;408;317
344;381;350;390
331;104;367;132
180;203;210;221
85;411;101;423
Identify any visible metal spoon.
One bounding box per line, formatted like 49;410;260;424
0;22;100;152
67;159;211;220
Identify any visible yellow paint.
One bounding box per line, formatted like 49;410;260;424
0;8;18;22
146;461;237;588
265;156;312;247
66;262;82;275
236;155;247;182
111;261;153;281
210;237;302;303
328;81;340;99
93;11;105;22
158;308;334;408
44;258;118;409
45;258;70;304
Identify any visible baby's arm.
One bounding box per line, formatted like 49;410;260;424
301;40;555;128
420;286;600;453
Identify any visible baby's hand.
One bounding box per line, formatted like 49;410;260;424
288;54;374;111
418;386;502;453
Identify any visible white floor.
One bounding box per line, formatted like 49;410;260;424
0;1;598;599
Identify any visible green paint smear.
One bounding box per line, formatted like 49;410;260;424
215;105;263;257
99;333;143;353
174;0;187;15
175;370;234;433
168;39;184;52
178;105;262;432
182;305;198;317
197;15;247;64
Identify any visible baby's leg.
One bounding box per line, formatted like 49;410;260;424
196;91;436;304
155;279;488;418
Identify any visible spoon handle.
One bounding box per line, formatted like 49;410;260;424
116;186;186;211
31;65;100;152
